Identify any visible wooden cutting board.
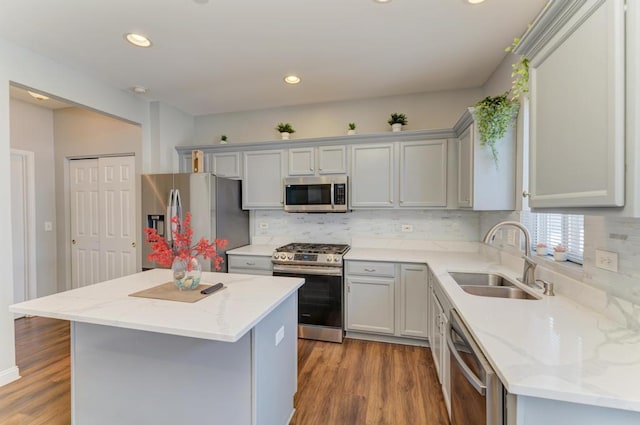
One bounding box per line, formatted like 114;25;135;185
129;282;224;303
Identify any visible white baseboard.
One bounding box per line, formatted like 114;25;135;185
0;366;20;387
345;331;429;347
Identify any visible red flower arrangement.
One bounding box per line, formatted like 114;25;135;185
144;213;228;270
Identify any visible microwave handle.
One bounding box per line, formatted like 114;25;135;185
331;183;335;210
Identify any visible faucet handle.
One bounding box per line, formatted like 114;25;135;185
535;279;555;296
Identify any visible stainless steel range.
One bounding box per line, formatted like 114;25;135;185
272;243;350;343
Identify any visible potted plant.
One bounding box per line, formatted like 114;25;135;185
275;123;295;140
473;92;518;166
505;37;529;101
553;244;568;262
347;122;357;135
220;134;228;144
388;113;407;132
535;242;548;256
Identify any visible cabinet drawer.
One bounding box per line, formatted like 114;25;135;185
227;255;273;271
346;261;395;277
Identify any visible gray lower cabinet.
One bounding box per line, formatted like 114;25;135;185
345;261;428;340
429;270;451;415
227;254;273;276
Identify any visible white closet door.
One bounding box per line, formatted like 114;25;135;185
70;159;100;288
99;156;136;281
70;156;136;287
11;154;27;304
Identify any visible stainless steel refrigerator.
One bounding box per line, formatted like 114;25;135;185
141;173;249;272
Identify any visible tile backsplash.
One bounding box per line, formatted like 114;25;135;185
252;209;481;244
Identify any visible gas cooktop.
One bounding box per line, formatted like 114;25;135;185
272;243;350;267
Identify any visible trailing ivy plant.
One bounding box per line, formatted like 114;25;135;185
505;37;529;101
473;92;518;166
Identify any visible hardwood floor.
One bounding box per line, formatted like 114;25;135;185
290;338;449;425
0;317;70;425
0;318;449;425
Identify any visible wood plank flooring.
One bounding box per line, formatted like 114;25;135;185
0;317;449;425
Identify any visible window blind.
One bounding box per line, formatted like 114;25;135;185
523;212;584;264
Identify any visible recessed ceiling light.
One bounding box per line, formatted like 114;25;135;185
131;86;148;94
27;91;49;101
124;32;152;48
466;0;486;4
374;0;392;3
284;75;301;85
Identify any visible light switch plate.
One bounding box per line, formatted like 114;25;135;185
595;249;618;272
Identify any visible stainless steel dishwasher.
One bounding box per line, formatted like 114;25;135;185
447;309;504;425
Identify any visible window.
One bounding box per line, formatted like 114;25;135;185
523;212;584;264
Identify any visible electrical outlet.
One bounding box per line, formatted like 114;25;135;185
259;222;269;229
507;229;516;246
595;249;618;272
401;224;413;233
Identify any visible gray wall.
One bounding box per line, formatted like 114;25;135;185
9;99;58;297
192;88;484;145
53;107;143;292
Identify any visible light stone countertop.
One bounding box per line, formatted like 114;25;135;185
9;268;304;343
345;246;640;413
227;244;279;257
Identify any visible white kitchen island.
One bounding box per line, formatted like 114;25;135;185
9;268;304;425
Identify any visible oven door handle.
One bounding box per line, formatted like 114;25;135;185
273;264;343;276
446;321;487;395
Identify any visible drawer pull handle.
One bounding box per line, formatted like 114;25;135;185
364;268;376;272
246;262;256;266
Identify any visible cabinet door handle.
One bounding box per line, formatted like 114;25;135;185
405;268;423;272
364;268;376;272
245;262;256;266
522;190;530;198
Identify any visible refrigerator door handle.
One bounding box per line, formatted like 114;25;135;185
174;189;182;225
166;189;174;242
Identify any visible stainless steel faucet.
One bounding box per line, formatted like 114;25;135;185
482;221;537;287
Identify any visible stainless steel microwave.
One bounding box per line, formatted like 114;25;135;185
283;176;348;212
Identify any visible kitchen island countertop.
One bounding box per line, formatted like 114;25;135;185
10;268;303;342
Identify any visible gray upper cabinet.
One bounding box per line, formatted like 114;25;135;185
453;110;516;211
212;152;242;179
317;145;347;175
517;0;625;209
242;150;285;209
288;145;347;176
350;144;395;208
288;147;315;176
399;140;448;208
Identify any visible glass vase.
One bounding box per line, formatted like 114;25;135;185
172;257;202;291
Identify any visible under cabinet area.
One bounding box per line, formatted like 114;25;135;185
227;254;273;276
345;260;428;342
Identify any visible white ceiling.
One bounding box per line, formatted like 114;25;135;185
0;0;548;116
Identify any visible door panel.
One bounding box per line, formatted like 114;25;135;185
71;156;136;287
70;159;100;288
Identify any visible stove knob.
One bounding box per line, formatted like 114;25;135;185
287;254;294;260
326;255;333;262
272;253;278;259
334;257;340;262
279;254;286;260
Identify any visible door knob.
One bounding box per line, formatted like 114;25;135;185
72;239;76;245
131;242;136;247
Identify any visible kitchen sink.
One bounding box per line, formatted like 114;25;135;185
448;272;539;300
458;285;538;300
448;272;515;287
